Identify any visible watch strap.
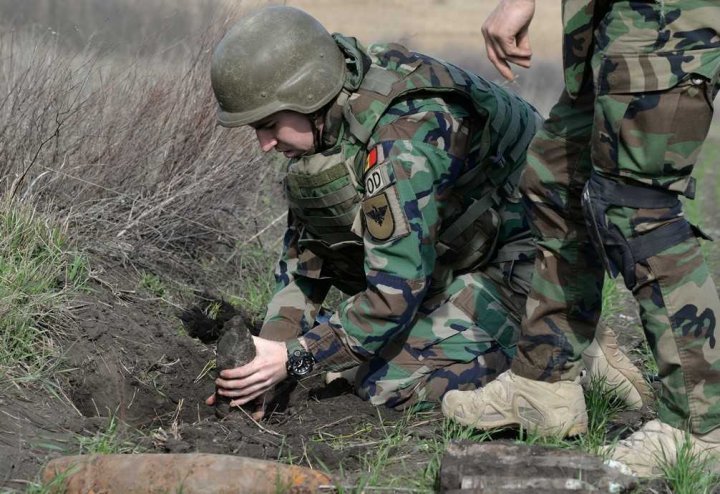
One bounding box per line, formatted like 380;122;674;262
285;338;305;356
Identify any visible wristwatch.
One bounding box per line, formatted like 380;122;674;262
285;338;315;378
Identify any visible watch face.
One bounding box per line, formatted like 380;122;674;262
287;349;315;377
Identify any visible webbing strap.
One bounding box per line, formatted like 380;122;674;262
627;219;695;262
502;164;525;195
343;103;373;144
485;83;510;135
685;177;697;200
445;61;469;87
438;194;495;245
445;228;497;272
300;234;363;249
494;93;521;159
287;162;347;188
454;159;488;190
591;174;681;209
294;207;359;228
288;185;358;209
342;66;399;144
510;110;540;163
492;235;535;263
453;123;495;190
466;71;491;91
359;66;398;95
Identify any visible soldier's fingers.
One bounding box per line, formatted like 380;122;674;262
216;363;278;390
218;375;275;398
219;359;260;379
505;55;532;68
205;393;216;406
229;387;269;407
499;34;532;59
220;338;287;380
486;40;515;81
250;395;267;420
215;376;256;392
488;32;531;74
505;27;532;67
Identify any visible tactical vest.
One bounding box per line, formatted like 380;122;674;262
285;38;540;280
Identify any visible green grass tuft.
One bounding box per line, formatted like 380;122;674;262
77;413;141;455
138;271;166;298
580;375;629;455
658;433;720;494
224;245;278;321
0;203;87;378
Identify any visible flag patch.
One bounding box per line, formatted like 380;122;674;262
364;144;385;172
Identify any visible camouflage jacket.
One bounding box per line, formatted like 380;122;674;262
261;39;537;371
562;0;720;96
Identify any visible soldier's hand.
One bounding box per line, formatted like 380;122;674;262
482;0;535;80
208;337;288;407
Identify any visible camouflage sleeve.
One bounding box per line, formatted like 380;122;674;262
301;95;473;370
260;213;331;341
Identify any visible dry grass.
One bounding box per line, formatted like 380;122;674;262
0;20;287;290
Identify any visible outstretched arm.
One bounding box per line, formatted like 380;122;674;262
482;0;535;80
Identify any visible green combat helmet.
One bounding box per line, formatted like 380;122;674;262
211;6;347;127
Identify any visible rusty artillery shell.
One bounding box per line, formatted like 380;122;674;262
43;453;333;493
215;315;256;419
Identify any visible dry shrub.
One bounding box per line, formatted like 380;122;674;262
0;19;285;287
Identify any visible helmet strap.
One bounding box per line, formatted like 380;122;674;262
311;111;324;153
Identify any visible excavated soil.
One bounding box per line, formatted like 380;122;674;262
0;261;404;491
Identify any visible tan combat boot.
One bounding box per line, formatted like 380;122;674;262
581;324;653;410
606;420;720;477
441;370;588;437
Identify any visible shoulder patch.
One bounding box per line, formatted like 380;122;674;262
363;193;394;241
364;166;391;198
363;145;394;198
362;187;410;242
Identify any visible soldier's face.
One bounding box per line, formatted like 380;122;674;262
251;111;316;158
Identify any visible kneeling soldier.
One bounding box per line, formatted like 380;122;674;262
205;6;649;418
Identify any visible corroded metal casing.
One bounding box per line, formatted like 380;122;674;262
43;453;333;493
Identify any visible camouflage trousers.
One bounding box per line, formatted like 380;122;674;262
347;262;529;410
512;1;720;434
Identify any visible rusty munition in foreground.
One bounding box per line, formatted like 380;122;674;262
43;453;333;493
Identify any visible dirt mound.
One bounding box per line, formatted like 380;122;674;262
0;265;398;490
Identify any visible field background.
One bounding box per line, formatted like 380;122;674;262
279;0;563;59
1;2;719;493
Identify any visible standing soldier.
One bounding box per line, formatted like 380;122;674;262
206;6;645;419
443;0;720;477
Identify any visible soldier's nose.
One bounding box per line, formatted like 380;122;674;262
256;130;277;153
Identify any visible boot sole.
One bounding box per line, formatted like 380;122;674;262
447;411;588;438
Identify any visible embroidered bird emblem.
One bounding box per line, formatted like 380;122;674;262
367;205;388;225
